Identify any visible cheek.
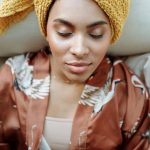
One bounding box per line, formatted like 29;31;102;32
90;41;110;58
89;41;110;66
46;32;69;56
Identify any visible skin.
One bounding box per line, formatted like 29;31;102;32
46;0;112;118
46;0;112;84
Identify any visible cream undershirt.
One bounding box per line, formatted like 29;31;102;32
43;116;73;150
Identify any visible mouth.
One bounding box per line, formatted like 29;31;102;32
65;61;92;74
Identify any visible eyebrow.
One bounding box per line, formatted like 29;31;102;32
54;19;74;28
53;19;108;28
87;21;108;28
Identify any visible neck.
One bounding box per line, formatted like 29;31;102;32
50;73;85;87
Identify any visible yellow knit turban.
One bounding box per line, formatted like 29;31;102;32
0;0;130;43
34;0;130;43
0;0;34;34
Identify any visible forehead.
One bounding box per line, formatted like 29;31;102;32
48;0;109;23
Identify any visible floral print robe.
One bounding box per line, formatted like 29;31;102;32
0;50;149;150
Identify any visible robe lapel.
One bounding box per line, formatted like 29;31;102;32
69;57;112;149
70;104;93;150
26;96;49;149
25;51;50;150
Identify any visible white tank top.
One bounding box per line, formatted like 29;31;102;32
43;117;73;150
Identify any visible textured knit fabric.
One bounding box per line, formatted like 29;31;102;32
34;0;130;43
0;50;149;150
0;0;34;34
0;0;130;43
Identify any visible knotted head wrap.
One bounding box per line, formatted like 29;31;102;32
34;0;130;43
0;0;130;43
0;0;34;34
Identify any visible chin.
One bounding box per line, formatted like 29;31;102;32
65;72;91;83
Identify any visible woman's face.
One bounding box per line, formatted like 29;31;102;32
46;0;112;83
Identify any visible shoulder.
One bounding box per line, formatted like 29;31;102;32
112;58;149;99
0;59;15;91
111;57;149;111
111;58;150;149
5;50;49;74
111;57;149;134
4;50;50;100
0;50;49;89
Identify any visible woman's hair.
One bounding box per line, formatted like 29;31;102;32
34;0;130;43
0;0;130;43
45;0;56;25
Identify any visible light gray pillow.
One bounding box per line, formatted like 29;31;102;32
0;0;150;57
109;0;150;55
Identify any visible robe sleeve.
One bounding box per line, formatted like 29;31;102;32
120;63;150;150
0;63;15;101
0;63;19;150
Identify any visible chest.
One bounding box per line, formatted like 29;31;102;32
46;82;84;118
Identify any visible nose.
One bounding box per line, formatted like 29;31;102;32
70;35;89;58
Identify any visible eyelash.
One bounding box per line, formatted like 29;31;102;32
57;32;103;39
57;32;72;37
89;34;103;39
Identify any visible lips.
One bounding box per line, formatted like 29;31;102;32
65;61;91;74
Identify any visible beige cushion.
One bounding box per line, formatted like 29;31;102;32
0;10;48;57
0;0;48;66
0;0;150;57
109;0;150;55
125;53;150;92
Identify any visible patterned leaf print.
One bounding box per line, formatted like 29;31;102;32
79;68;121;116
6;53;50;100
27;76;50;100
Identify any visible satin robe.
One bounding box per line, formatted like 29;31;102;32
0;50;149;150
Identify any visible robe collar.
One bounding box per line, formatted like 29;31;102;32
25;51;112;149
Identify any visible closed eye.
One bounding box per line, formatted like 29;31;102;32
57;31;72;37
89;34;103;39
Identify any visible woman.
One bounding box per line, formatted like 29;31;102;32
0;0;149;149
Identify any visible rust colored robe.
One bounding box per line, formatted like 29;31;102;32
0;50;149;150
